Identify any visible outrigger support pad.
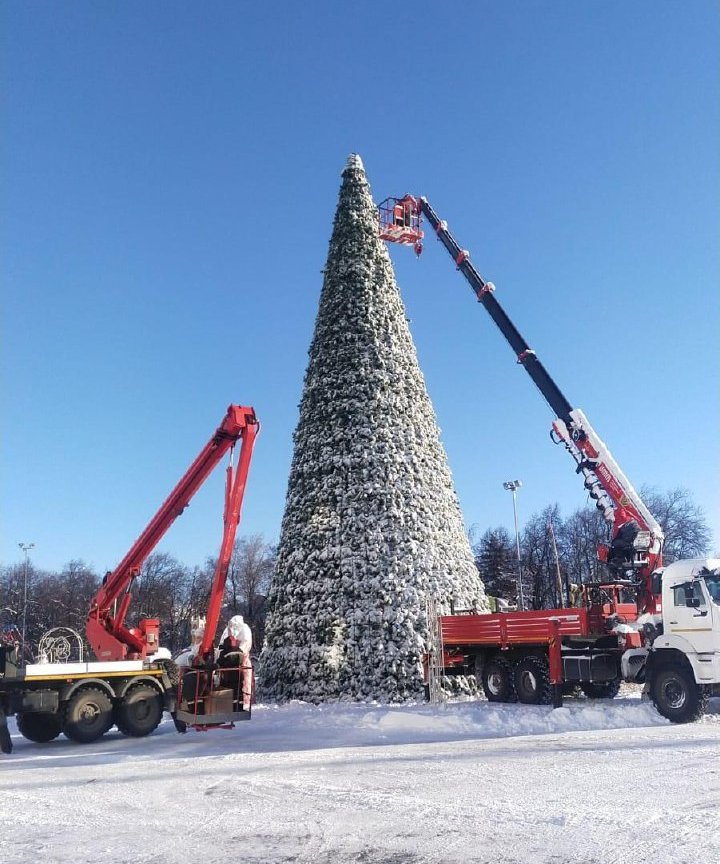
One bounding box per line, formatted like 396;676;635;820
0;709;12;754
171;711;188;734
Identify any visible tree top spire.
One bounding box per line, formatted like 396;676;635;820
344;153;365;173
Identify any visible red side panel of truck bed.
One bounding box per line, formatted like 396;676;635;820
440;608;590;649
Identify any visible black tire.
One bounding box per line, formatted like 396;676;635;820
62;687;114;744
514;655;552;705
481;655;517;703
651;662;709;723
115;684;163;737
17;711;62;744
580;680;621;700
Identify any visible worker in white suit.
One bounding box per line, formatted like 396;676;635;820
217;615;253;711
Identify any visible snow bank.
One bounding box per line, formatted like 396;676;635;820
9;695;719;764
248;694;670;751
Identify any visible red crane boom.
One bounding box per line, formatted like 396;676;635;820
379;195;664;612
86;405;260;661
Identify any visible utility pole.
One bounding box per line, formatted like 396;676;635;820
18;542;35;667
502;481;524;610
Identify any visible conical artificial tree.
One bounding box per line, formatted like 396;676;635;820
260;155;487;702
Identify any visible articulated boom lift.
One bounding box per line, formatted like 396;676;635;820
379;195;664;613
86;404;260;662
0;405;260;754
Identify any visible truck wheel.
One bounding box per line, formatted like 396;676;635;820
651;663;709;723
514;656;552;705
481;655;517;703
580;680;621;700
62;687;113;743
115;684;163;737
17;711;62;743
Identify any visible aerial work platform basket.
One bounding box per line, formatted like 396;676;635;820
378;195;424;254
175;661;253;730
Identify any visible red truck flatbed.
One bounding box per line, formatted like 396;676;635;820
440;608;587;650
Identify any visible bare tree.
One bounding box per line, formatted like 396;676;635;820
558;487;710;585
0;563;31;639
197;534;275;649
136;553;192;653
35;560;99;635
640;486;711;562
520;505;563;610
559;505;609;587
0;533;280;660
226;534;275;647
1;560;99;659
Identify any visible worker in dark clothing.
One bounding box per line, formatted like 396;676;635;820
608;520;640;569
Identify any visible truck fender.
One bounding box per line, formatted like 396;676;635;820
652;632;699;658
655;640;720;686
59;677;116;704
648;644;698;681
115;675;165;700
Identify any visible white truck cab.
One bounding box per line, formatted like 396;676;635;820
647;558;720;721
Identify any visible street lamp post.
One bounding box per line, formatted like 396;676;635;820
18;542;35;666
502;481;524;611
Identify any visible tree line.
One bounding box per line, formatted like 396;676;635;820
471;487;712;609
0;534;276;661
1;487;712;660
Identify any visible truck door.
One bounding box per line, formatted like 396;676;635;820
666;579;717;654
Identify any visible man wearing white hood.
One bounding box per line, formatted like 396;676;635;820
217;615;253;711
174;619;206;668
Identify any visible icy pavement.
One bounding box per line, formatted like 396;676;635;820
2;695;719;864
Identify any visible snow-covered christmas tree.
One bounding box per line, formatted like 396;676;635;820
260;155;487;702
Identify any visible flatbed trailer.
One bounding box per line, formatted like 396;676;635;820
441;592;641;647
431;559;720;723
0;651;179;753
0;650;253;754
436;604;635;708
444;607;594;646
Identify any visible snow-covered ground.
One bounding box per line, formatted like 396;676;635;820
3;694;719;864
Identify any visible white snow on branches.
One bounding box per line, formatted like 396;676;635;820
260;155;487;703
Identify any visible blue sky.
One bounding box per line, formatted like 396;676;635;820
3;2;718;572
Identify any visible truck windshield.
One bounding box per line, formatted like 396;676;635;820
703;572;720;605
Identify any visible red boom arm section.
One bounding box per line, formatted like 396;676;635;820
86;405;259;661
